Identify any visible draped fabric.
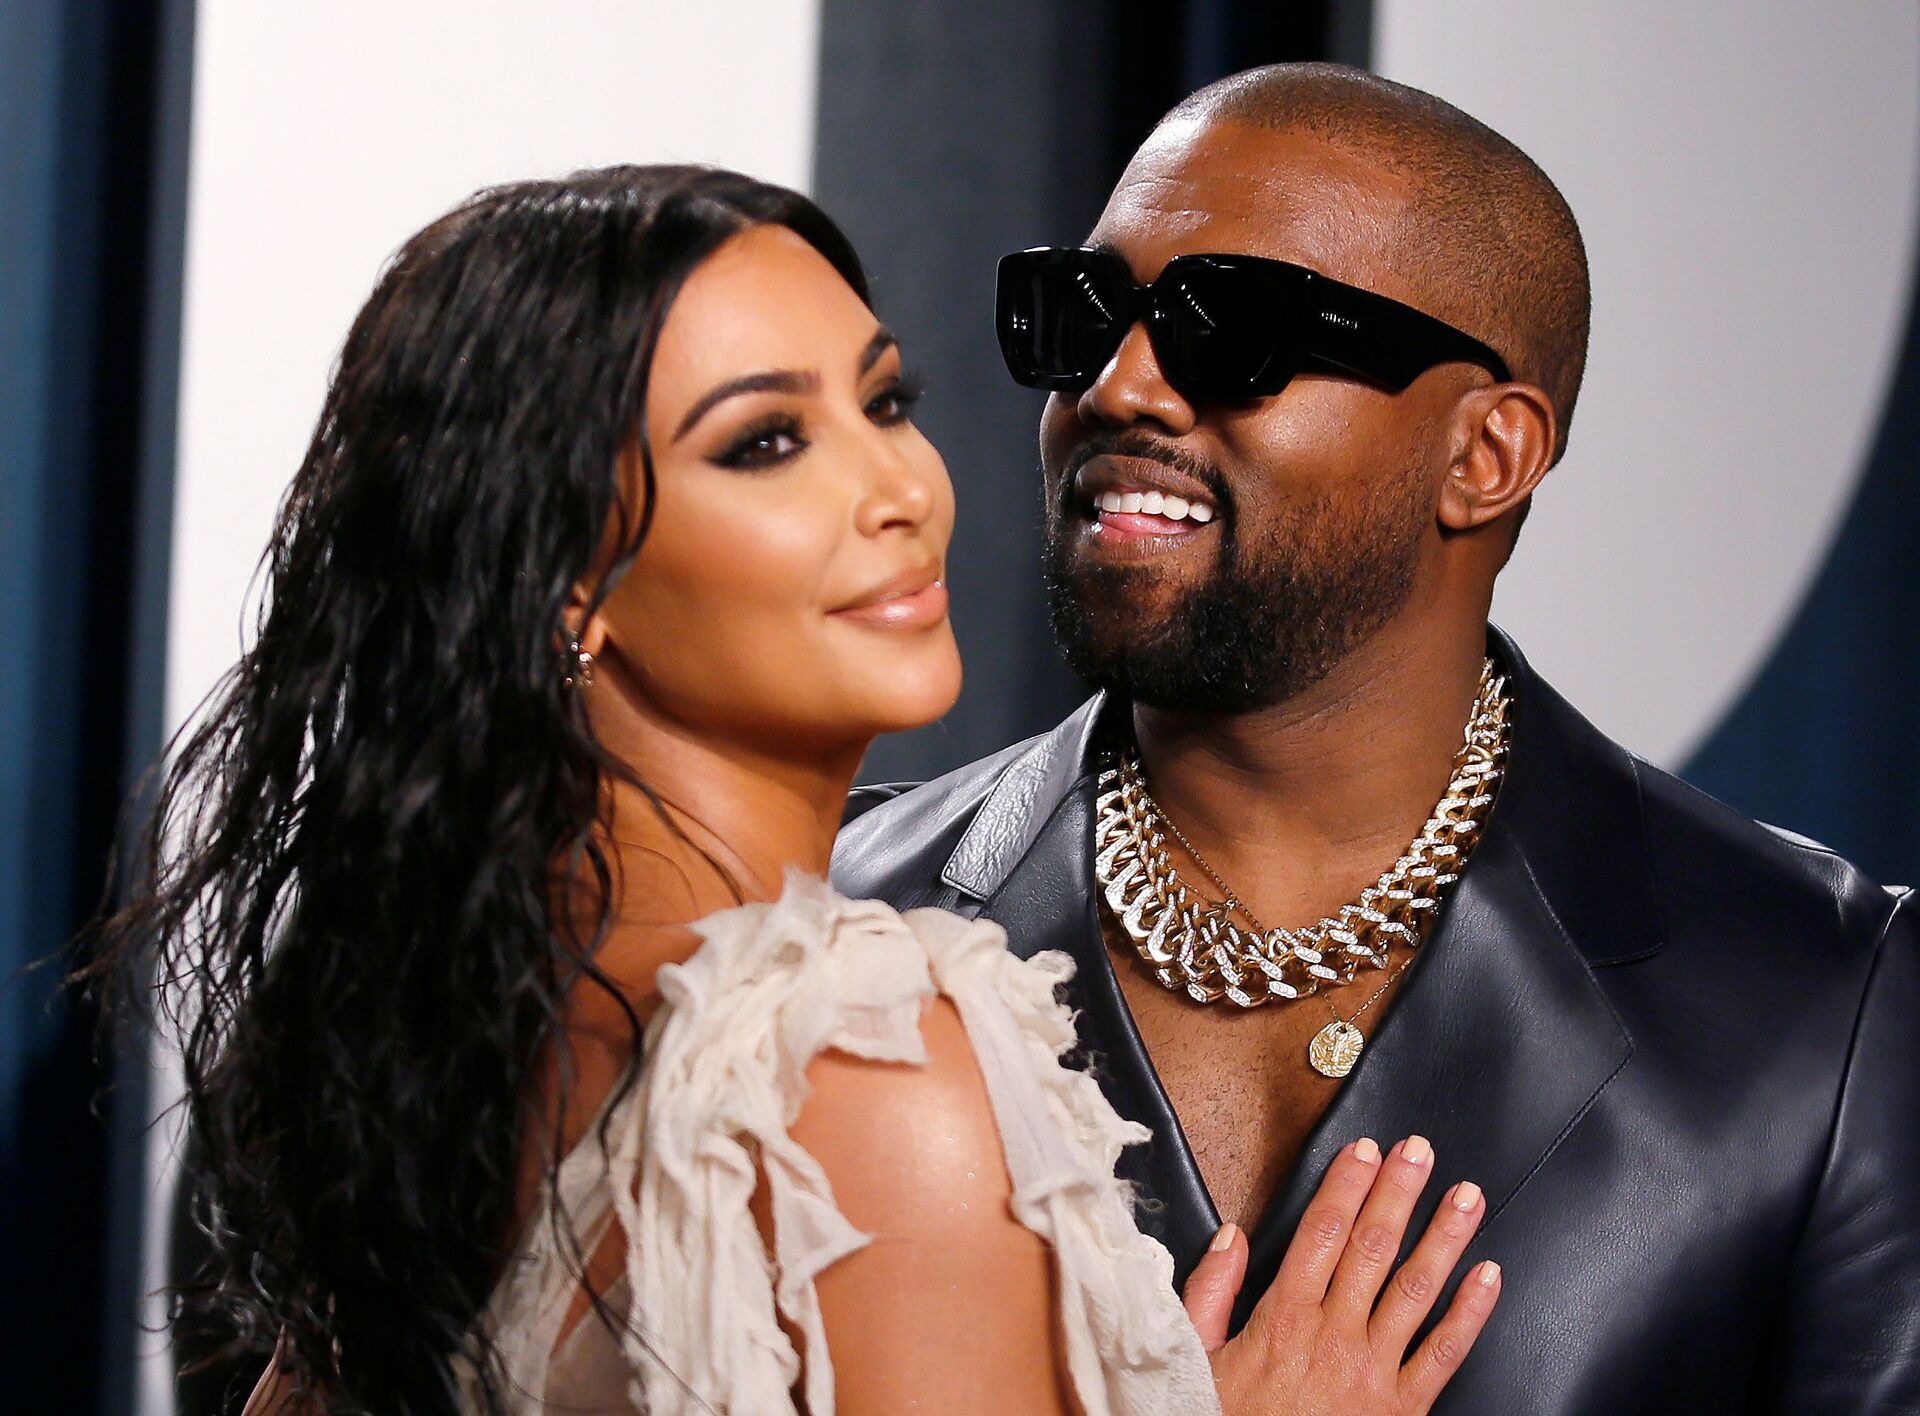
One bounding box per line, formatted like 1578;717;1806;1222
462;876;1219;1415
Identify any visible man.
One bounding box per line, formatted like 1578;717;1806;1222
833;63;1920;1412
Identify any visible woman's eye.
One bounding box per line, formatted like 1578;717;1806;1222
866;375;926;426
712;417;806;470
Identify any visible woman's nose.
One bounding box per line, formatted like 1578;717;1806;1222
852;426;937;537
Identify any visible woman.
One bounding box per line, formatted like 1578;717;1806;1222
86;165;1497;1414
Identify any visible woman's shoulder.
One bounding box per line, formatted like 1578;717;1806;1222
495;873;1211;1414
774;986;1081;1413
668;874;1126;1171
737;877;1210;1414
615;874;1088;1412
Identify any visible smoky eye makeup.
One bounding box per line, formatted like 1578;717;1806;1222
708;411;807;471
703;368;930;472
864;371;927;426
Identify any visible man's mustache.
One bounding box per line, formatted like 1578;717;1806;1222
1056;430;1232;512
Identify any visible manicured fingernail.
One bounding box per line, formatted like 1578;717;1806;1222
1477;1260;1502;1287
1403;1134;1433;1166
1354;1136;1381;1164
1209;1222;1239;1253
1453;1180;1483;1211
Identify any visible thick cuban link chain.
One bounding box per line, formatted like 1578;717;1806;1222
1094;659;1511;1010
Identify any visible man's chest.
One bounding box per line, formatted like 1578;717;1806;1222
1101;912;1362;1229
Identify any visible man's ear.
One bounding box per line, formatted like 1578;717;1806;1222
1438;382;1558;532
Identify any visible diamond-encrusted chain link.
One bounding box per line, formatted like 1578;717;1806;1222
1094;659;1512;1009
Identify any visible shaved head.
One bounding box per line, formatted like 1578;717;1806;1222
1040;64;1579;711
1165;63;1590;460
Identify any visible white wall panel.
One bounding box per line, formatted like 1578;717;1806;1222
1375;2;1920;764
166;0;821;734
145;5;820;1410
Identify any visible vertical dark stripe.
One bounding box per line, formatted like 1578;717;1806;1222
1181;0;1374;91
101;3;197;1413
813;0;1130;784
0;1;192;1411
0;9;104;1395
814;0;1368;785
1326;0;1374;68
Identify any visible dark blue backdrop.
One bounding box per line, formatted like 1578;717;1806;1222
1685;238;1920;889
1;2;189;1412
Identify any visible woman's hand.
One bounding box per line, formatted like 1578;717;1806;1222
1183;1135;1501;1416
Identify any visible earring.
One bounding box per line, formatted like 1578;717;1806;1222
563;639;595;689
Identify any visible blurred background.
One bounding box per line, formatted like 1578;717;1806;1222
5;2;1916;1411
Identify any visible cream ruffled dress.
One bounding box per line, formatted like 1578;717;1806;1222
459;874;1219;1415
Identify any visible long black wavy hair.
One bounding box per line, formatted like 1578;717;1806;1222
80;164;869;1413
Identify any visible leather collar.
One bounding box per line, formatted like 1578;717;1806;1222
940;627;1646;1324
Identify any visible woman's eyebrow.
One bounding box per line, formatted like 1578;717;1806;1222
858;326;897;375
672;369;819;443
671;327;898;445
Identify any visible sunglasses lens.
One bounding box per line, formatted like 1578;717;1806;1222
1155;263;1303;399
998;255;1128;388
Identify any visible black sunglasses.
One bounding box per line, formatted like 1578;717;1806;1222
996;245;1511;403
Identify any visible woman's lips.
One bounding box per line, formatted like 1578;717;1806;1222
830;578;950;629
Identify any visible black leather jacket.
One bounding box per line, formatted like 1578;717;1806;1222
831;628;1920;1413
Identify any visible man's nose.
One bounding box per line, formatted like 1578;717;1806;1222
1075;322;1197;435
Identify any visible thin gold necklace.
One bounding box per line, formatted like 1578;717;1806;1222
1156;814;1419;1079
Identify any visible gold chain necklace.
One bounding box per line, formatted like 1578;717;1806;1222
1158;812;1420;1078
1093;660;1511;1076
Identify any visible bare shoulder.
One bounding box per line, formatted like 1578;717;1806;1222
769;994;1078;1415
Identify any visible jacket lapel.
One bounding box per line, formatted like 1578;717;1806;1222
1230;817;1634;1329
933;630;1646;1327
1230;631;1649;1327
977;776;1226;1265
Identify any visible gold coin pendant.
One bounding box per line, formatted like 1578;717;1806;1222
1308;1021;1366;1079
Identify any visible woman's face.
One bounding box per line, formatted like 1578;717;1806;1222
594;224;961;753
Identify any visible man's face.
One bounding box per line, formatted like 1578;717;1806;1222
1040;120;1464;714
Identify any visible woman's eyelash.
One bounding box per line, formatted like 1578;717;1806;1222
868;373;928;424
711;414;805;470
709;374;928;470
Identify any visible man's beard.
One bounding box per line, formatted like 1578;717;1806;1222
1043;446;1429;715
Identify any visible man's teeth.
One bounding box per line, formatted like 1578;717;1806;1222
1094;488;1215;523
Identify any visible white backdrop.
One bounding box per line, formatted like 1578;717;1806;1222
1376;1;1920;764
144;4;821;1410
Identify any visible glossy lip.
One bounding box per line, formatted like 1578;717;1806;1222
829;564;950;629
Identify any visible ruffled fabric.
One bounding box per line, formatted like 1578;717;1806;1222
460;873;1218;1415
909;908;1220;1415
